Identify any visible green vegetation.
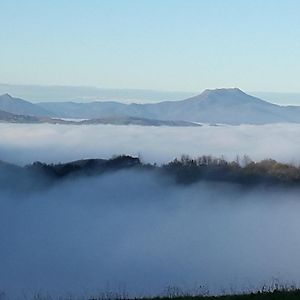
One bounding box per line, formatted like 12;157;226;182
3;154;300;192
25;154;300;187
163;154;300;186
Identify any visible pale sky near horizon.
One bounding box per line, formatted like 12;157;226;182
1;0;300;93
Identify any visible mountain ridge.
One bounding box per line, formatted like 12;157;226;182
0;93;52;117
0;108;200;127
2;88;300;124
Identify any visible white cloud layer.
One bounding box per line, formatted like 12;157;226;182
2;123;300;299
0;123;300;165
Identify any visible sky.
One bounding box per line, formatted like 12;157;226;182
1;0;300;93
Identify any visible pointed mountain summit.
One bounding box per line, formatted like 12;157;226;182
161;87;296;124
184;88;271;106
0;94;52;117
1;93;13;99
117;88;285;124
201;87;245;96
4;88;300;124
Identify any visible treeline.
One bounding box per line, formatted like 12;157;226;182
21;154;300;187
162;155;300;186
1;154;300;191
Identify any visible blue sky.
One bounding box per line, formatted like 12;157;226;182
1;0;300;93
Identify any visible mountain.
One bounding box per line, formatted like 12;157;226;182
3;88;300;124
79;116;200;126
37;88;300;124
38;101;127;118
3;155;300;192
0;109;199;127
0;93;52;117
0;109;43;123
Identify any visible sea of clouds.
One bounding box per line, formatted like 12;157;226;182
0;123;300;165
1;123;300;299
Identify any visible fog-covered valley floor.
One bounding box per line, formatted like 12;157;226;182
1;123;300;165
2;124;300;299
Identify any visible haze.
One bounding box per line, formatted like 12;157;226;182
1;1;300;298
0;123;300;166
2;169;300;299
0;123;300;298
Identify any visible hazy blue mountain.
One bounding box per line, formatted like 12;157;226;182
38;88;300;124
0;93;52;117
79;116;200;126
0;109;55;123
38;101;127;118
0;109;199;127
3;88;300;124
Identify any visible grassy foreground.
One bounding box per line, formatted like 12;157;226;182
3;289;300;300
140;291;300;299
85;289;300;300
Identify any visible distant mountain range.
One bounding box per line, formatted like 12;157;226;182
0;106;199;127
0;83;194;103
0;93;51;117
0;109;44;123
1;88;300;125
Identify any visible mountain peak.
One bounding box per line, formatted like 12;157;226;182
0;93;13;99
201;88;245;96
0;93;52;117
183;87;269;109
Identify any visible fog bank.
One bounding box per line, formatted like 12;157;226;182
2;123;300;299
0;123;300;165
1;170;300;298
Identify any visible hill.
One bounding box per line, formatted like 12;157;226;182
0;109;43;123
0;93;51;117
0;109;199;127
3;88;300;124
37;88;300;124
2;155;300;192
79;116;200;126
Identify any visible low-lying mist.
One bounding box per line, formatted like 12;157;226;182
2;123;300;299
1;123;300;165
1;169;300;299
